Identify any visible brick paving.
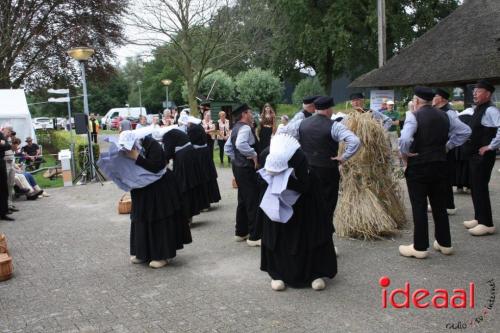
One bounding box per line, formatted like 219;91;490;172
0;162;499;332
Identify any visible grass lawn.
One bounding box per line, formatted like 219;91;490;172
31;154;63;188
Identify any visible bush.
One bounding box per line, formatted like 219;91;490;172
292;77;324;105
49;131;100;171
235;68;283;110
276;104;299;117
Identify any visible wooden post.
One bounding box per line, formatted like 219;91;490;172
377;0;387;68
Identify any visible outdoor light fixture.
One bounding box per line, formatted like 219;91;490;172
67;46;103;184
161;79;173;109
67;47;95;62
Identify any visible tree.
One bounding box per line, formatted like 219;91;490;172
235;68;283;109
182;70;235;101
292;77;324;105
0;0;128;89
268;0;460;93
128;0;268;112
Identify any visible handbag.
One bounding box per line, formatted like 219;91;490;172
118;193;132;214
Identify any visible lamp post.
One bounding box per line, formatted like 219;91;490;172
137;80;143;115
161;79;172;110
47;89;76;177
67;46;96;180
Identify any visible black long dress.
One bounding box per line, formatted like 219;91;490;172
187;124;221;204
259;148;337;287
130;136;192;261
163;129;209;217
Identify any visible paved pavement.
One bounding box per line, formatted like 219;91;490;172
0;161;499;333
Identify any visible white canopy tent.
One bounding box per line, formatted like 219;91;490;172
0;89;37;143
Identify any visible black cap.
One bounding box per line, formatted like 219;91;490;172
303;95;321;104
435;88;450;100
350;92;364;100
314;96;335;110
476;79;495;93
232;103;250;116
414;86;435;101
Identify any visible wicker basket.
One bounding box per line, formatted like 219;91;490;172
0;253;13;282
118;193;132;214
0;234;7;254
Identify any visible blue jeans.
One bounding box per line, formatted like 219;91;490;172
23;172;37;187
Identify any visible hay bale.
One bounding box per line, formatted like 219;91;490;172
334;111;406;239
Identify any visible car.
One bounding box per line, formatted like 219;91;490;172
32;117;54;130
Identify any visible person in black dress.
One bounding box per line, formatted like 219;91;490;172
186;120;221;207
258;134;337;291
163;128;209;219
126;135;192;268
257;103;276;151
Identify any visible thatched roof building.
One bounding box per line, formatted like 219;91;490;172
350;0;500;88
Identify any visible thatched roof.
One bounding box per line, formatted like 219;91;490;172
350;0;500;88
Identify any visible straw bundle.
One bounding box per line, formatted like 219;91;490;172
334;111;406;239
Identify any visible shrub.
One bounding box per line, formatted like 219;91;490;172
49;131;100;171
235;68;283;110
292;77;324;105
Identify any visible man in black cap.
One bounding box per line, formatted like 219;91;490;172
276;95;319;139
398;86;470;259
299;96;361;225
432;88;470;216
463;79;499;236
224;104;262;246
348;92;392;131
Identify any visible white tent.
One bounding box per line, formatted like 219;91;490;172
0;89;37;143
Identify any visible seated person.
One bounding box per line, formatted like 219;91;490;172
10;138;49;198
14;173;43;200
21;137;43;170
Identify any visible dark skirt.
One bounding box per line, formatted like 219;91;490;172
130;169;192;261
261;240;337;288
174;147;209;217
195;147;221;205
259;126;272;151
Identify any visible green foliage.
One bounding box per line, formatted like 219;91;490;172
235;68;283;110
182;70;235;101
276;104;299;117
48;131;100;172
291;77;325;105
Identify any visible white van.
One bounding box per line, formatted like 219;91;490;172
101;107;147;129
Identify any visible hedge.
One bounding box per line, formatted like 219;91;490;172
49;131;100;171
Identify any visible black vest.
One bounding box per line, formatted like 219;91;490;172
298;114;339;168
230;122;258;168
408;105;449;166
465;102;497;155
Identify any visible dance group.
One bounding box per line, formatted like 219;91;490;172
99;79;499;292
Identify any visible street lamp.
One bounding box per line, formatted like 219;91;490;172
137;80;143;115
161;79;172;110
67;46;96;181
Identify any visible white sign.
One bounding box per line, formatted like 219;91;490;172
370;90;394;111
48;97;70;103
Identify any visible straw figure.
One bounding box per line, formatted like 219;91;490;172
334;111;406;239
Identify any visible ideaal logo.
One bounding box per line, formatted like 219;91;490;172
378;276;496;329
379;276;475;309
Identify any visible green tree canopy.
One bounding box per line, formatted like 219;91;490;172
235;68;283;109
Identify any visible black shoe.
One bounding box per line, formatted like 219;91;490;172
1;215;15;221
26;191;42;200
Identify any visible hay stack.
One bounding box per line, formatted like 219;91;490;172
334;111;406;239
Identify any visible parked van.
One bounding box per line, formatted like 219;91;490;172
101;107;146;129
